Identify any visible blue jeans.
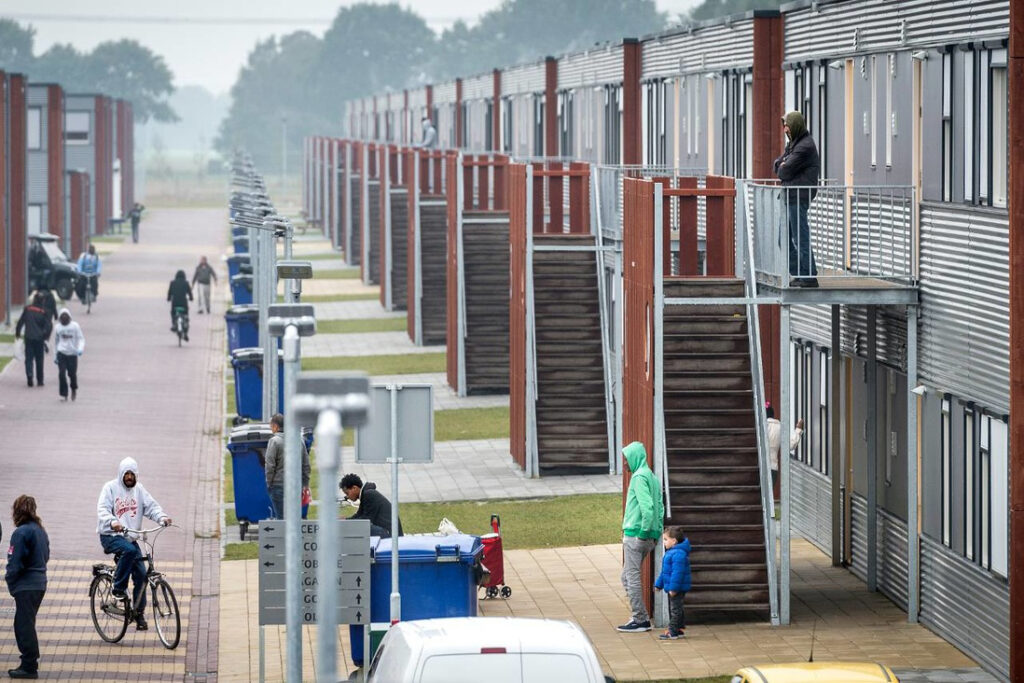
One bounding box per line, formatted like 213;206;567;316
786;199;817;278
268;485;284;519
99;534;148;614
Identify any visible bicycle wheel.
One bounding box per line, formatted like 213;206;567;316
151;578;181;649
86;289;92;314
90;574;129;643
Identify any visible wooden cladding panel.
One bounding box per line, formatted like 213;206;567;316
509;164;528;471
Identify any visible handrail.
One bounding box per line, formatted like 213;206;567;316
738;179;780;626
591;166;616;475
525;164;539;477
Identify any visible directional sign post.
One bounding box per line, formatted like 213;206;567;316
257;519;371;626
356;383;433;628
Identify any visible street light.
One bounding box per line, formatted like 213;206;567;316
292;372;371;683
267;304;317;683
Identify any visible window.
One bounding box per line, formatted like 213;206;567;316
28;205;43;235
721;72;749;177
990;55;1008;208
870;55;877;167
65;111;90;144
964;407;974;560
533;96;544;157
28;108;42;150
484;100;493;152
603;85;621;164
558;91;573;158
501;96;513;152
948;46;1006;208
942;52;953;202
941;398;951;545
885;54;894;167
818;350;829;475
990;418;1008;577
963;50;975;202
817;65;828;176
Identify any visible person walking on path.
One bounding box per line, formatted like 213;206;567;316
766;404;804;505
30;289;57;322
617;440;664;633
774;110;821;288
75;244;102;303
653;525;691;640
340;474;403;537
15;293;53;388
190;256;218;314
5;495;50;680
263;413;310;519
128;203;145;243
96;457;172;631
53;308;85;402
167;270;193;341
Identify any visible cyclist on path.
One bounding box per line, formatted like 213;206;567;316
76;244;102;303
96;457;172;631
167;270;193;342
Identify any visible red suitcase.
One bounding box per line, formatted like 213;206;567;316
480;514;512;599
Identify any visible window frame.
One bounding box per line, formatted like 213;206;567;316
65;110;91;145
28;107;43;150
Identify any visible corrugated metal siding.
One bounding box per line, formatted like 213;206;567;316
433;81;457;105
462;73;492;101
849;495;909;611
849;193;913;281
642;21;755;79
919;204;1009;413
558;44;623;89
503;61;547;95
919;535;1009;679
789;304;907;373
784;0;1008;63
790;460;833;555
408;88;427;110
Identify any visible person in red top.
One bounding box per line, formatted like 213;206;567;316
15;293;53;388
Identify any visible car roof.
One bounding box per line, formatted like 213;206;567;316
391;617;594;656
31;234;59;242
736;662;897;683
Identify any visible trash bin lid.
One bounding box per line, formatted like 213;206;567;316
231;273;253;284
228;422;273;444
231;347;285;364
374;534;482;565
226;304;259;318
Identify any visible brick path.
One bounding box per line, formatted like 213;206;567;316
0;208;225;680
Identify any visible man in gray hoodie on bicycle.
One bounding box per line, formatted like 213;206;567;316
97;457;172;631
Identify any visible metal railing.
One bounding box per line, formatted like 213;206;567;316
744;181;917;287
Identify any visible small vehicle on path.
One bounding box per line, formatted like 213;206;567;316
28;234;77;300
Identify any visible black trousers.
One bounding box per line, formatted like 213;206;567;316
57;352;79;397
13;590;44;673
668;591;686;633
24;339;45;384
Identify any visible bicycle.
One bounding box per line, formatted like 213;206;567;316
173;306;189;346
80;273;97;314
89;525;181;649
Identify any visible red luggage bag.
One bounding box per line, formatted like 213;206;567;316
480;514;512;599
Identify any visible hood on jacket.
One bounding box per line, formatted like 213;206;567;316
672;537;692;554
119;457;139;486
175;270;187;281
623;441;649;473
782;110;807;140
58;307;70;318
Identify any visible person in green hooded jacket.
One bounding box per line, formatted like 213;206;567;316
617;441;665;632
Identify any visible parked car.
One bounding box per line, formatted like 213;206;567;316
731;662;899;682
366;617;613;683
28;234;77;300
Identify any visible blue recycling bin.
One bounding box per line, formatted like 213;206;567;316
230;347;284;420
226;423;316;538
351;534;482;666
230;273;253;305
227;254;251;279
233;235;249;254
225;304;259;353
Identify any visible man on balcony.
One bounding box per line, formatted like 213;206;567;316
774;111;820;288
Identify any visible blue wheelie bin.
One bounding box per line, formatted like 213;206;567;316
230;348;284;420
351;534;483;666
233;235;249;254
230;273;253;305
225;304;259;353
227;254;251;279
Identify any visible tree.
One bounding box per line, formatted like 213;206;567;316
0;19;35;73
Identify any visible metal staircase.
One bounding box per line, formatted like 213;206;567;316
460;211;511;393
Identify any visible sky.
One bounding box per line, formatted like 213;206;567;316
3;0;701;95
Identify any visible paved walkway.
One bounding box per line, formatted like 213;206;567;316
311;300;403;321
371;373;508;410
303;331;444;357
0;209;225;681
219;536;983;682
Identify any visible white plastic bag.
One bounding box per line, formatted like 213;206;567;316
13;338;24;362
438;517;461;535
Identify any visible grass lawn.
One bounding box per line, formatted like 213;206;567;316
316;318;407;335
0;356;11;372
89;235;127;244
313;268;360;280
302;352;445;375
222;493;622;561
0;333;14;343
296;252;346;260
284;293;379;303
226;381;236;416
435;406;508;441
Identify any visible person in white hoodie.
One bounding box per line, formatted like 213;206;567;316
96;458;172;631
53;308;85;402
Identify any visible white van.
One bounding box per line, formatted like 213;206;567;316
366;617;613;683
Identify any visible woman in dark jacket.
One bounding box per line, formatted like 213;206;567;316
5;495;50;679
167;270;194;340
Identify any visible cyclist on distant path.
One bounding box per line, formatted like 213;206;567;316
167;270;193;342
76;244;102;303
96;457;172;632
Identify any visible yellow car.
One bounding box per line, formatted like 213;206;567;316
731;662;899;682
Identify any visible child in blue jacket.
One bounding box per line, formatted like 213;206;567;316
654;525;691;639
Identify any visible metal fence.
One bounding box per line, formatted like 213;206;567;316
744;181;917;287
